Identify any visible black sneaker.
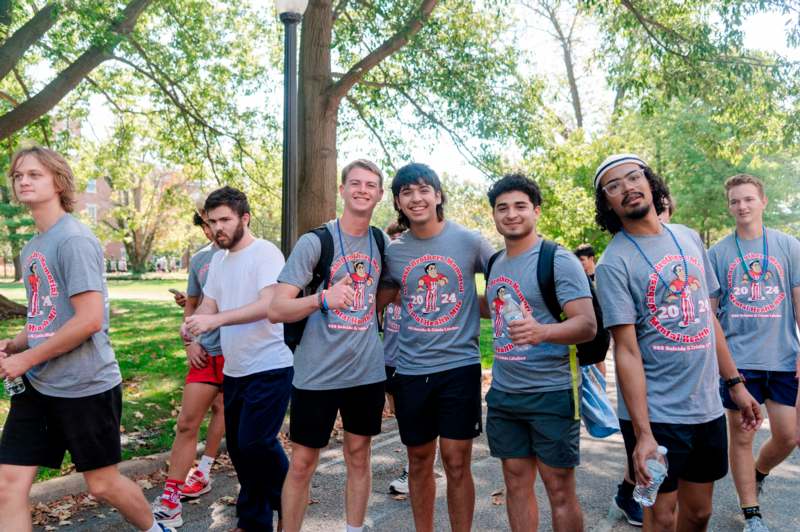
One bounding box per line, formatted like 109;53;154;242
614;492;643;527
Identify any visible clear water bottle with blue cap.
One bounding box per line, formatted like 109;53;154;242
501;292;524;322
4;376;25;396
633;445;668;507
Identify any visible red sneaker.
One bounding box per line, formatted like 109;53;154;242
180;469;212;498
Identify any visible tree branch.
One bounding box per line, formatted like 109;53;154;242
0;2;59;82
326;0;438;103
12;66;51;145
0;0;155;140
345;94;395;171
331;0;351;23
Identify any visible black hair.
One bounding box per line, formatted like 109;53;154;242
672;264;684;275
354;261;365;269
425;262;437;273
594;166;671;234
193;211;205;226
204;186;250;218
487;173;542;208
574;244;595;258
391;163;446;229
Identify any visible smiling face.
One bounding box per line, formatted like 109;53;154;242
727;183;766;227
395;180;442;228
599;163;653;222
340;166;383;216
492;190;539;241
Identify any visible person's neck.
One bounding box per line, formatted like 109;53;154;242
586;264;596;276
339;210;370;236
229;230;255;253
30;203;66;233
410;218;445;240
621;211;662;236
505;230;539;258
736;219;764;240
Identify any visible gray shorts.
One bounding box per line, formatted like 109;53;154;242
486;387;580;468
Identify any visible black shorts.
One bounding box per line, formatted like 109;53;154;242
289;381;385;449
720;369;799;409
393;363;482;447
385;365;397;396
619;415;728;493
0;378;122;472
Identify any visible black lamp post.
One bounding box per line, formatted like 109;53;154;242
276;0;308;257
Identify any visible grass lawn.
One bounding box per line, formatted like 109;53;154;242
0;279;496;481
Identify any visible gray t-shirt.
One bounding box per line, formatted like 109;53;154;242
21;214;121;398
278;220;388;390
382;302;402;368
187;243;222;356
708;228;800;371
596;223;724;424
384;221;494;375
487;241;592;393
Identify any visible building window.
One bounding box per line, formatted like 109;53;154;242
86;179;97;193
86;203;97;223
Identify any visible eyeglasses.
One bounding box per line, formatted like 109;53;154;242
602;168;645;197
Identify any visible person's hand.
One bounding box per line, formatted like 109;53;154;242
173;291;187;308
730;384;763;431
185;314;220;336
0;339;16;355
632;431;660;487
324;276;355;310
507;306;550;346
186;342;209;369
0;352;31;380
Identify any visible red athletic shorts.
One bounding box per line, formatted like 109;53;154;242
185;354;225;387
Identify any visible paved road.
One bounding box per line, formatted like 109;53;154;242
40;365;800;531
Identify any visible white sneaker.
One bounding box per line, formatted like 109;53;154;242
388;467;409;494
744;516;770;532
152;498;184;528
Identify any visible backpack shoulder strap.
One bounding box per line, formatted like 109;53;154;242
537;239;562;322
308;225;334;293
484;250;504;286
369;226;386;268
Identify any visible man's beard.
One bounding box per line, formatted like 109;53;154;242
624;203;650;220
216;220;245;249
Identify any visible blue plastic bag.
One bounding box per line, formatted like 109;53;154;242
580;365;620;438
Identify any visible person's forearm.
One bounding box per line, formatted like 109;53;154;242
376;287;399;314
713;316;740;379
18;313;101;367
216;297;271;327
478;294;490;319
183;296;198;318
6;329;29;354
615;346;652;437
543;314;596;345
268;293;321;324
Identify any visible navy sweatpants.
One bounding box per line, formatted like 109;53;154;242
223;366;293;531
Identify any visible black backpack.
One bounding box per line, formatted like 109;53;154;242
484;239;609;366
283;225;386;352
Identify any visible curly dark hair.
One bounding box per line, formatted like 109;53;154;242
594;166;671;234
487;172;542;208
204;186;250;218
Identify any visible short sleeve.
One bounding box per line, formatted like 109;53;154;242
203;254;222;302
693;231;719;296
58;236;104;297
595;262;637;328
788;235;800;288
378;231;393;285
186;259;202;297
475;234;495;273
277;232;321;290
553;249;592;306
256;241;286;292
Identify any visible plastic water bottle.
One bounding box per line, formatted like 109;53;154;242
633;446;668;507
501;293;524;322
4;376;25;396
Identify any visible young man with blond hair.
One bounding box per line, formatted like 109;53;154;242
269;159;389;532
708;174;800;532
0;145;174;532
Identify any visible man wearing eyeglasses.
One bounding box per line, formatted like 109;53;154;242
708;174;800;532
593;153;761;532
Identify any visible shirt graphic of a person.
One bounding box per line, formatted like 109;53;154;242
492;286;507;338
27;263;41;318
742;259;772;302
349;261;373;312
666;263;701;328
417;262;448;314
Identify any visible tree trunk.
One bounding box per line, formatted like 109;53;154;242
0;293;25;320
298;0;339;234
12;252;20;281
